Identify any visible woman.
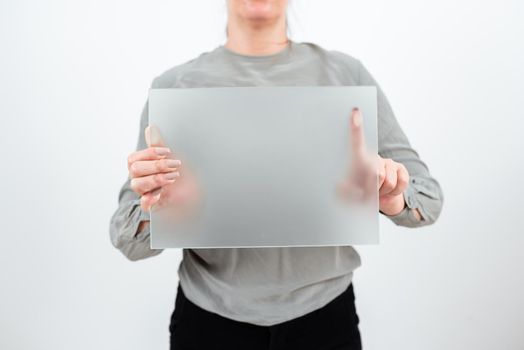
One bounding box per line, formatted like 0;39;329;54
109;1;444;349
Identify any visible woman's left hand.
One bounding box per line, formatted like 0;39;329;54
336;108;419;218
376;154;409;216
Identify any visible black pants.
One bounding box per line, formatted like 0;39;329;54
169;282;362;350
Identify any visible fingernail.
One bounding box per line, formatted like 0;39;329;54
165;171;180;180
155;147;171;156
166;159;182;168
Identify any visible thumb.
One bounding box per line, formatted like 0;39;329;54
145;124;167;148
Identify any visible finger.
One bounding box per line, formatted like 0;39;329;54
363;162;379;203
130;171;180;195
129;158;182;178
140;187;162;212
351;155;378;203
349;108;367;159
379;159;397;196
377;156;386;191
388;163;409;196
127;147;172;170
146;124;168;148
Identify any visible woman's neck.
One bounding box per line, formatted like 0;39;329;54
225;16;289;56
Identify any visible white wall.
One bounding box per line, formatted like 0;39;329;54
1;0;523;349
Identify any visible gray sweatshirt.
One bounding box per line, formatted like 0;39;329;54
109;39;444;326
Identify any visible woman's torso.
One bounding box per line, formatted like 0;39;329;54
155;40;364;326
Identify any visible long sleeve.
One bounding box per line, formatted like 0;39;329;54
109;95;164;261
357;59;444;227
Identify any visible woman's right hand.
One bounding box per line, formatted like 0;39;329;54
127;128;182;212
128;125;203;223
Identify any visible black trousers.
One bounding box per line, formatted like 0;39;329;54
169;282;362;350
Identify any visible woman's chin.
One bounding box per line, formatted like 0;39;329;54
242;1;279;19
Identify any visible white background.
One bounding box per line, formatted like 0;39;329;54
1;0;523;349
